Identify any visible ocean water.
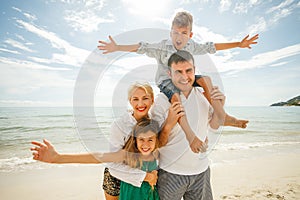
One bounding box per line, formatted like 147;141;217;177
0;106;299;172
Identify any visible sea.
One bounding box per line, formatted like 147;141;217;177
0;106;299;172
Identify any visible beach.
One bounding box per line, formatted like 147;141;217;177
0;152;299;200
0;106;299;199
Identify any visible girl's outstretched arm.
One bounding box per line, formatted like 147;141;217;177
30;139;125;164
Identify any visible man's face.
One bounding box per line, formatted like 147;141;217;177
170;25;193;50
169;60;195;96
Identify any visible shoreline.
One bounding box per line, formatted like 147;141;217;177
0;153;299;200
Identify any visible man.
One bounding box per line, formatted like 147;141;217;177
151;50;225;200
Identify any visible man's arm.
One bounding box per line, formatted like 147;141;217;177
98;35;140;54
215;34;259;50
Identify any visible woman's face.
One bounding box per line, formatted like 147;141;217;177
136;130;157;157
129;88;153;121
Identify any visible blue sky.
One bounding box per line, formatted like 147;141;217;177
0;0;300;107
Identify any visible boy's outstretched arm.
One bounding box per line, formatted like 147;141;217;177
214;34;259;51
98;35;140;54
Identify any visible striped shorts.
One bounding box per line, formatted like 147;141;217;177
157;167;213;200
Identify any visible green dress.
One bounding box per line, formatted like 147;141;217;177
119;160;160;200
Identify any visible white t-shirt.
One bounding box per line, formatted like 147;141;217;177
151;87;214;175
107;111;146;187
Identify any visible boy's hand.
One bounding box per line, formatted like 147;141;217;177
190;136;208;153
210;86;225;106
239;34;259;49
98;35;118;54
30;139;59;163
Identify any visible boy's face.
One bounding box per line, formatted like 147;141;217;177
170;25;193;50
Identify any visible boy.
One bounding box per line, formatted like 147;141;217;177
98;11;258;152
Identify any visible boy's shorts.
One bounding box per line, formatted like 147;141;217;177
159;75;205;101
102;167;121;196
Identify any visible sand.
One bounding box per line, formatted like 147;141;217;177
0;153;299;200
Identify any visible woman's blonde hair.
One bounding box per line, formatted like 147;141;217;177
127;82;154;102
123;117;160;169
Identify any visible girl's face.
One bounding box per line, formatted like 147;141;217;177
130;88;153;121
136;130;157;157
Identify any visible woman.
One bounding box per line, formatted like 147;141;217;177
103;82;184;200
103;82;156;200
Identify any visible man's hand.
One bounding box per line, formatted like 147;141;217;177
239;34;259;49
98;35;118;54
144;170;158;190
190;136;208;153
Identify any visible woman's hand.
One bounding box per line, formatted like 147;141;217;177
30;139;59;163
144;170;158;190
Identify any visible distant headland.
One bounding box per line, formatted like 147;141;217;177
270;95;300;106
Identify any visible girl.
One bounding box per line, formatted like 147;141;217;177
31;117;161;200
120;118;160;200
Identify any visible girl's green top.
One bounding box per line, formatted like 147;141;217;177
119;160;159;200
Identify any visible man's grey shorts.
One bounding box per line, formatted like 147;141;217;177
157;167;213;200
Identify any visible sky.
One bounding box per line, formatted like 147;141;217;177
0;0;300;107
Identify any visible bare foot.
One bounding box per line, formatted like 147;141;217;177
224;114;249;128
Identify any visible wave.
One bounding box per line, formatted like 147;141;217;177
0;126;75;132
214;141;300;151
0;157;36;172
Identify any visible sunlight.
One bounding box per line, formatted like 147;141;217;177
122;0;171;19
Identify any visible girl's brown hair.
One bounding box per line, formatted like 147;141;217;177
123;117;160;168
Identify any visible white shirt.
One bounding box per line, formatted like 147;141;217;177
106;111;146;187
151;88;215;175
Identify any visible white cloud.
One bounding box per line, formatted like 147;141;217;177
233;0;261;14
0;56;70;71
122;0;172;19
16;19;90;67
4;38;35;53
267;0;295;14
61;0;114;33
0;60;74;96
0;100;71;107
244;17;267;36
12;6;37;21
64;10;114;33
219;0;232;12
0;48;20;54
216;43;300;73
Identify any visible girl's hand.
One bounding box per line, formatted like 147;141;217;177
166;102;185;128
30;139;59;163
98;35;118;54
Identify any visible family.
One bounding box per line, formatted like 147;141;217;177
31;11;258;200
